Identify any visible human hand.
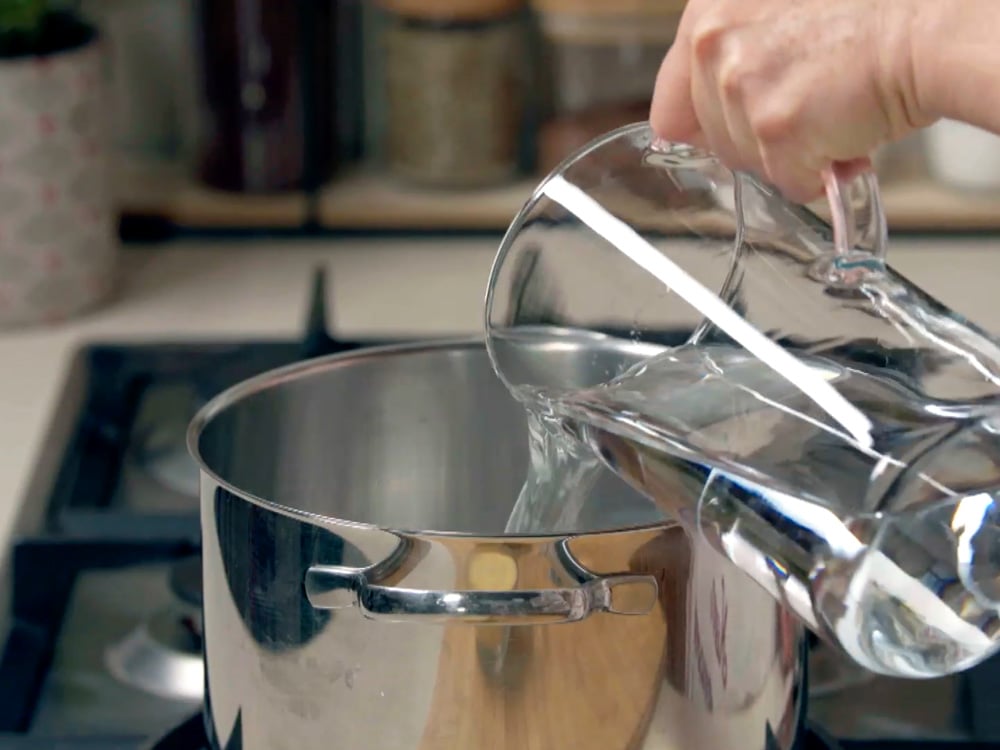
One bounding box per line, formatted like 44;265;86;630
650;0;933;202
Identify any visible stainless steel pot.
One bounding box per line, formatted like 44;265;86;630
188;339;804;750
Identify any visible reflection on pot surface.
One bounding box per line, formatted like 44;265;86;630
191;340;804;750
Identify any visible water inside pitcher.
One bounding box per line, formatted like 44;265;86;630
485;122;1000;680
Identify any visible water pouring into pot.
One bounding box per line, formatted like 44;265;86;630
484;121;1000;679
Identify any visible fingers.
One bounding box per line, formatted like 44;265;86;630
751;102;827;203
718;77;765;176
833;157;873;184
692;24;767;176
650;4;701;144
760;145;826;204
650;46;700;145
691;42;741;167
687;13;823;200
648;0;886;204
759;121;875;203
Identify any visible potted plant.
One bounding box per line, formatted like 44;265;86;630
0;0;117;327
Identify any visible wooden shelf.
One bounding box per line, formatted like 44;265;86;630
113;158;1000;234
317;170;534;231
113;158;309;229
878;178;1000;232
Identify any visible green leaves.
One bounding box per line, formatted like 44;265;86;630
0;0;48;36
0;3;93;58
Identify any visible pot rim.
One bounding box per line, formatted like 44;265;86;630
187;336;672;539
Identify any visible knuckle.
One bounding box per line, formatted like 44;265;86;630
692;18;759;101
690;15;729;62
751;104;799;144
715;34;754;98
718;57;748;99
761;155;819;203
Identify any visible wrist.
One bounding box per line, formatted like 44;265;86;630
907;0;953;122
907;0;1000;129
877;0;938;133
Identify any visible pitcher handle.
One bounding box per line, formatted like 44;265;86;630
822;167;887;260
304;565;658;625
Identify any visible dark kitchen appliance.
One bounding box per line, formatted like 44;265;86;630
2;269;1000;749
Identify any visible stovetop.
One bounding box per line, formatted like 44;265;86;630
3;267;1000;750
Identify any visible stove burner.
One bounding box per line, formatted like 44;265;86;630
105;557;205;704
104;601;204;704
170;555;203;609
145;712;209;750
130;383;203;498
129;268;346;506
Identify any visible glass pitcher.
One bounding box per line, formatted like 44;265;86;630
485;121;1000;680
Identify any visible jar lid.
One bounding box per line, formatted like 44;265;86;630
378;0;526;22
536;5;681;44
530;0;686;16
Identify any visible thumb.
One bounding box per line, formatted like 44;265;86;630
650;36;701;144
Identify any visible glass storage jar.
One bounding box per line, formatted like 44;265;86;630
196;0;335;193
531;0;684;172
374;0;531;188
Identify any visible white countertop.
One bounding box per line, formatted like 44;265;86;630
1;234;1000;583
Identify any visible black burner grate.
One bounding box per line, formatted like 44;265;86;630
42;267;395;542
0;268;408;746
147;714;207;750
4;268;1000;750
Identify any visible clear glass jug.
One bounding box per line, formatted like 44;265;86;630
485;122;1000;680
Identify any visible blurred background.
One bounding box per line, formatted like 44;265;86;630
9;0;998;240
95;0;687;234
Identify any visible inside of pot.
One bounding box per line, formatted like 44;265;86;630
192;341;666;536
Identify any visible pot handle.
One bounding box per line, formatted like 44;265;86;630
304;565;659;624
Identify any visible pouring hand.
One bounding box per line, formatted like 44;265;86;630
649;0;933;203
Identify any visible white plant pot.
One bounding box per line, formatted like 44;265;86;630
0;29;118;328
925;119;1000;192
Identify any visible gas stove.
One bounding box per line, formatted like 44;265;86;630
2;268;1000;750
